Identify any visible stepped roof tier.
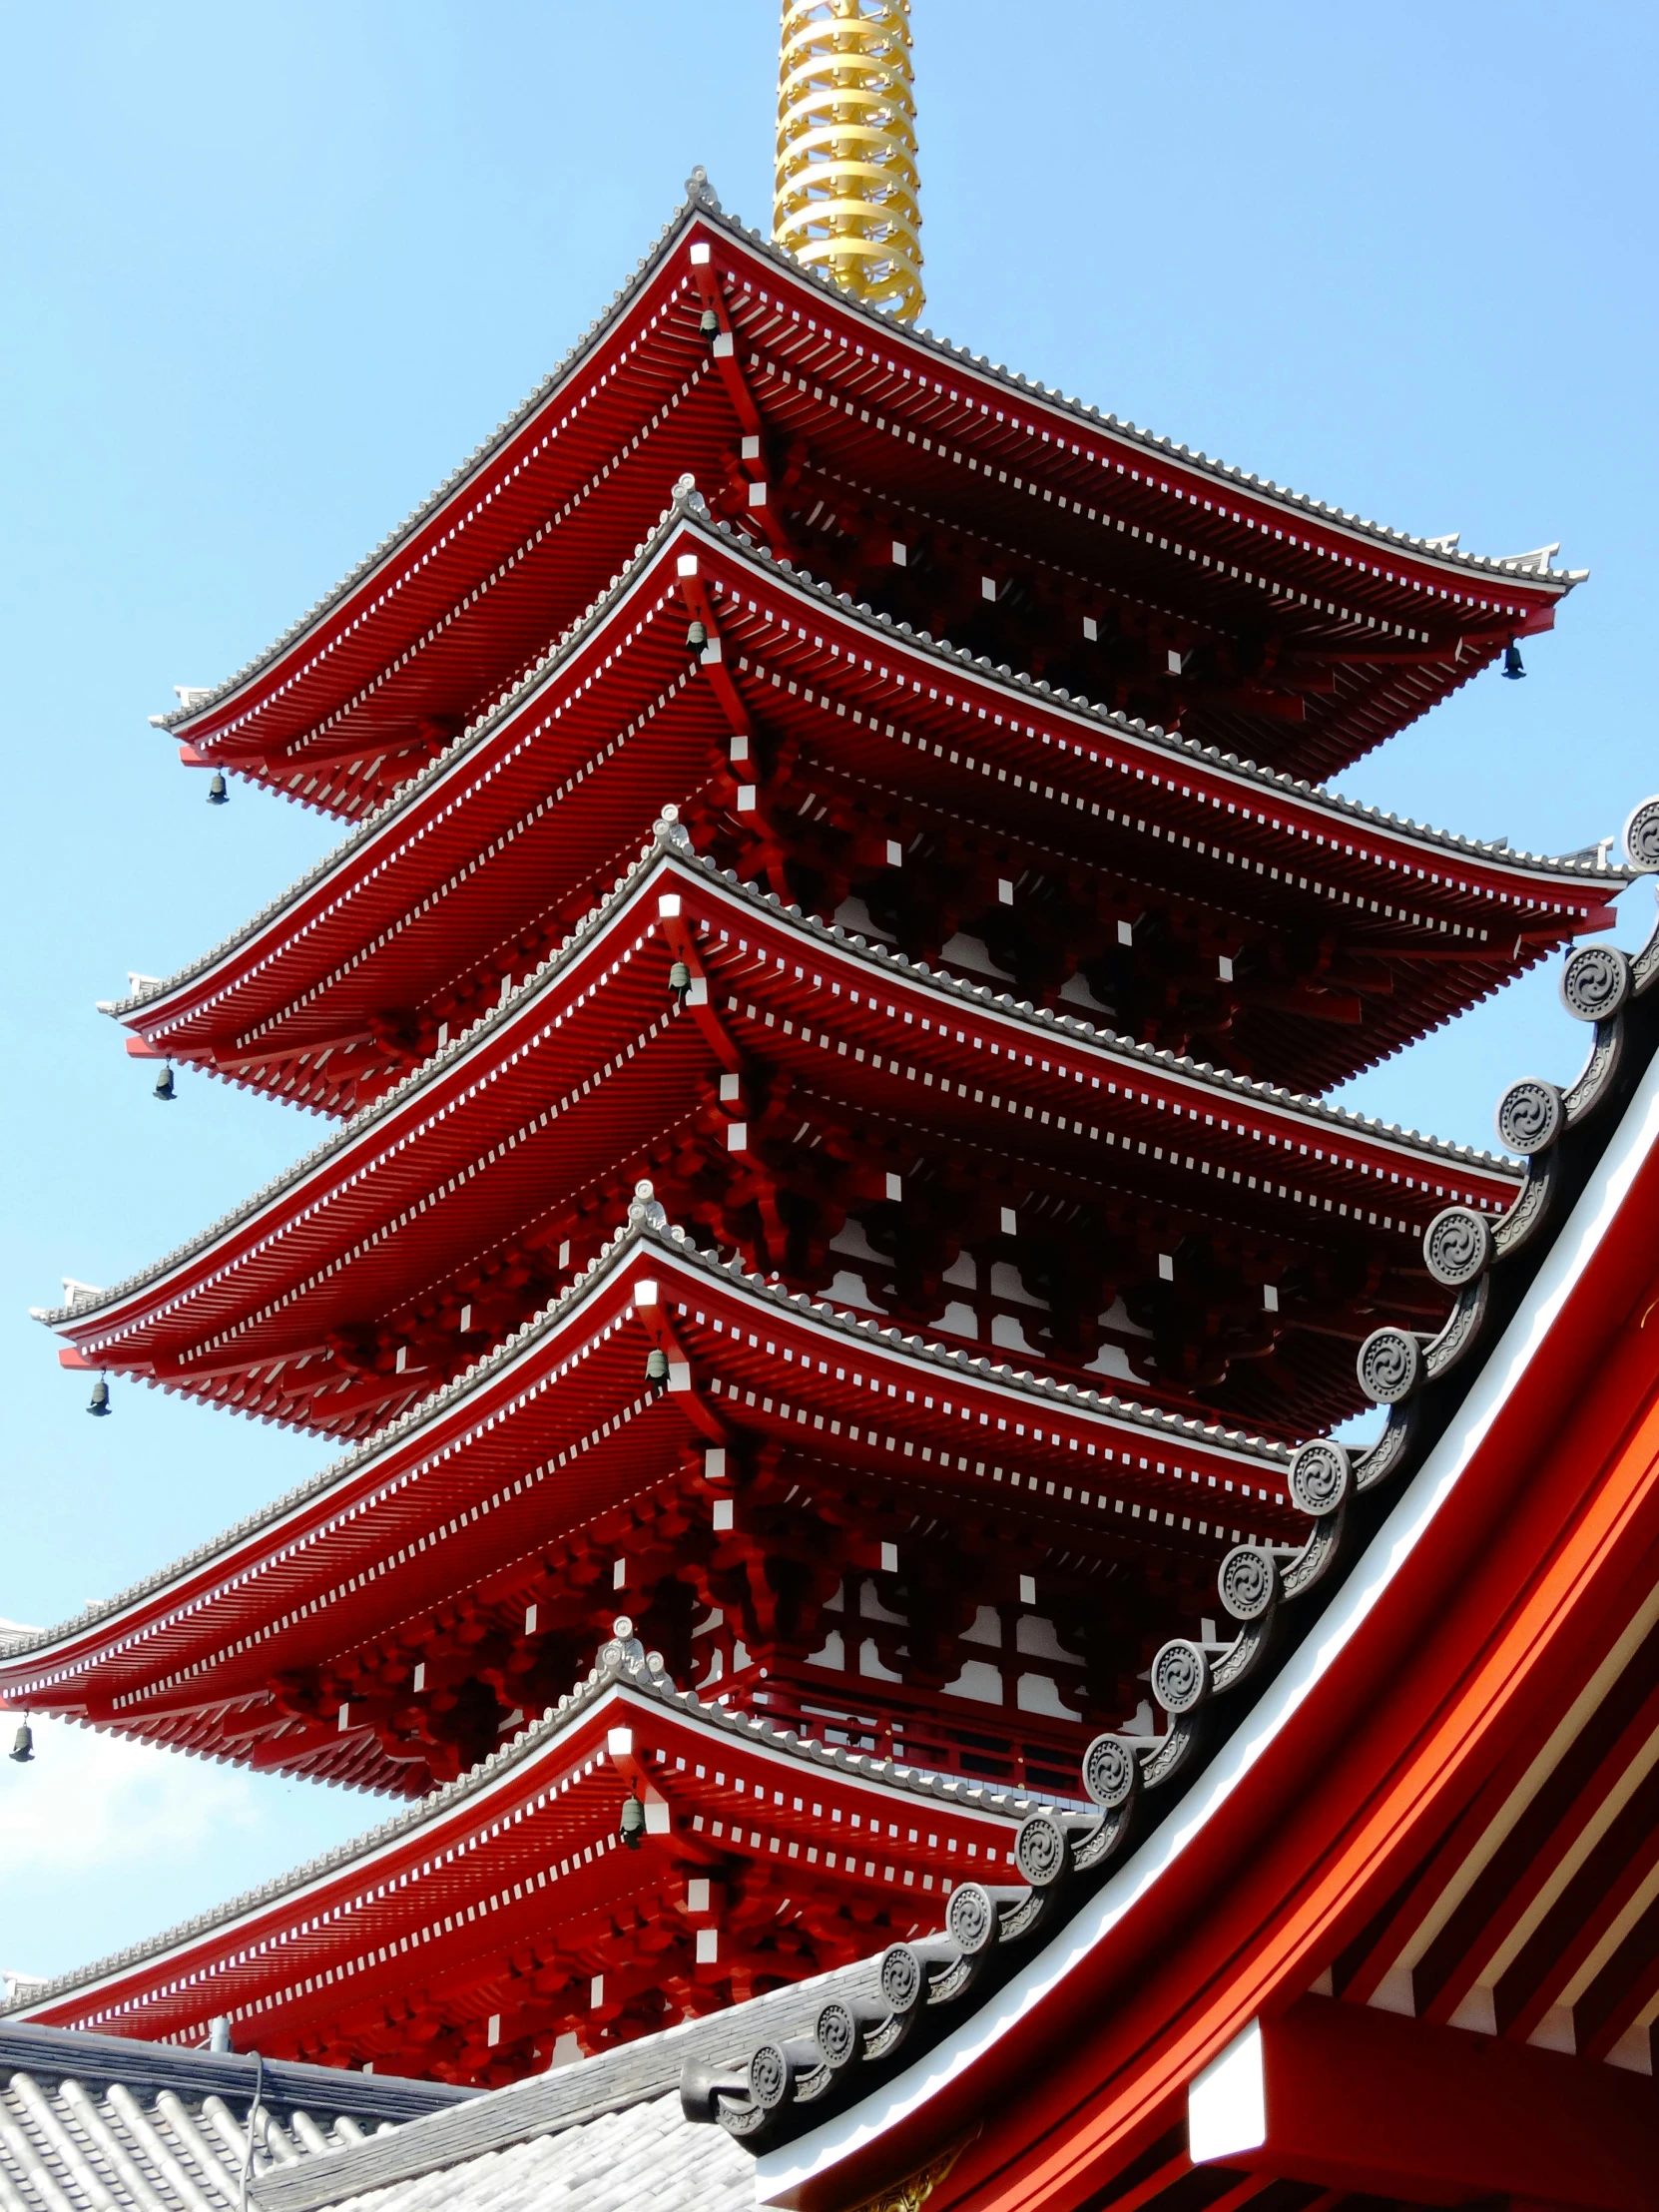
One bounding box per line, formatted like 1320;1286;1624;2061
53;836;1522;1447
156;191;1580;821
11;909;1659;2143
11;1188;1302;1797
19;124;1657;2161
6;1645;1043;2087
123;508;1621;1114
9;1637;1040;2086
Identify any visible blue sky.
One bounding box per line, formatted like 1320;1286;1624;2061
1;2;1654;1991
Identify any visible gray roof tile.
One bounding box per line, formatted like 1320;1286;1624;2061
0;2023;470;2212
310;2095;750;2212
255;1957;881;2212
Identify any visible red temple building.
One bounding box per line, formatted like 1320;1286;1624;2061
5;11;1659;2210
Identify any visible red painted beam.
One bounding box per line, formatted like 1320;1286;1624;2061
1411;1630;1659;2023
1216;1995;1659;2212
1340;1607;1659;2012
1097;2152;1189;2212
1197;2179;1282;2212
1494;1762;1659;2044
1576;1892;1659;2063
833;1154;1659;2212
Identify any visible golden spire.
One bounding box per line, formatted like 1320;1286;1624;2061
775;1;923;325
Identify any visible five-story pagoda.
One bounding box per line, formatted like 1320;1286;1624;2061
0;0;1629;2088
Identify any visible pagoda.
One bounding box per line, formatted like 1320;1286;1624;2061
0;0;1637;2095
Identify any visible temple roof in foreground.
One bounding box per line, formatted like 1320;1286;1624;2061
0;1973;844;2212
682;903;1659;2211
0;2018;472;2211
312;2090;746;2212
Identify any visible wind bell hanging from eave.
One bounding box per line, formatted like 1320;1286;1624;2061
775;0;923;324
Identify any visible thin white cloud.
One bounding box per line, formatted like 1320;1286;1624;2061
0;1717;262;1938
0;1717;374;1993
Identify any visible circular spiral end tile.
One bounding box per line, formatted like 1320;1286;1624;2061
1015;1812;1069;1888
1423;1205;1493;1287
879;1942;922;2012
1623;796;1659;872
1496;1076;1563;1157
1219;1543;1280;1620
816;2000;857;2069
749;2042;791;2111
1357;1327;1421;1405
1151;1637;1209;1715
1082;1733;1138;1810
947;1881;999;1954
1288;1437;1352;1517
1561;942;1631;1023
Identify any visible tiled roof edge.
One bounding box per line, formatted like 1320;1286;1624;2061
162;186;1579;740
0;1649;1041;2013
697;208;1584;588
49;801;1522;1338
119;502;1625;1028
7;1179;1289;1664
158;200;706;733
114;499;695;1023
695;518;1626;884
0;2017;476;2121
254;1956;882;2212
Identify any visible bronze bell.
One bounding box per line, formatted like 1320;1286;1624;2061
668;959;692;1003
154;1062;177;1103
207;770;230;804
645;1348;670;1389
88;1376;112;1417
699;308;720;337
9;1723;34;1763
686;620;708;653
619;1793;647;1849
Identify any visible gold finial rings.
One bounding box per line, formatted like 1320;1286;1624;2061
775;1;923;324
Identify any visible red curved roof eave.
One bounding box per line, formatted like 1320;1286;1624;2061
46;845;1523;1413
115;513;1619;1112
160;204;1578;819
5;1673;1031;2053
5;1221;1300;1753
753;1047;1659;2212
